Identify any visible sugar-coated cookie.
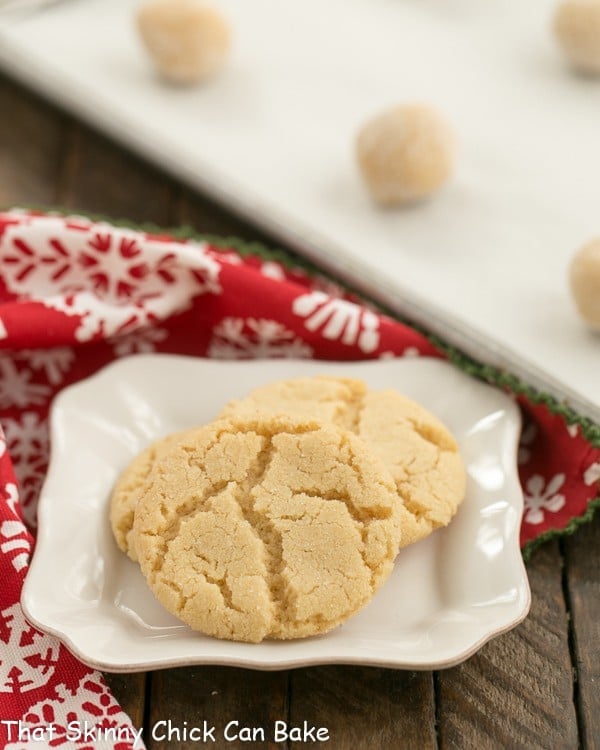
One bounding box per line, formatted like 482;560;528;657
133;415;401;643
110;430;193;561
220;376;466;546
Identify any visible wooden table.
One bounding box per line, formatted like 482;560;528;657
1;72;598;750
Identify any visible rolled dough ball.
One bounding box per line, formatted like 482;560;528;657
137;0;231;85
569;239;600;330
356;104;456;206
554;0;600;75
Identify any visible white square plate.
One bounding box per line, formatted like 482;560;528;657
22;355;530;671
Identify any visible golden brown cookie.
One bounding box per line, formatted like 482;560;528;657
133;415;401;643
220;375;466;546
110;429;193;561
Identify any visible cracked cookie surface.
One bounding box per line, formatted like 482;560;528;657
220;376;466;546
133;414;401;643
110;429;195;561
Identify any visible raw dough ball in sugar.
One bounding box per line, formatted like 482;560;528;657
554;0;600;74
137;0;231;85
569;239;600;330
356;104;456;206
133;415;402;643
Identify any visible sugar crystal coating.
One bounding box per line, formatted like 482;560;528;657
137;0;231;84
356;104;456;206
133;415;401;642
569;239;600;330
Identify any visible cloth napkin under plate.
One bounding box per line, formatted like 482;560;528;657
0;209;598;749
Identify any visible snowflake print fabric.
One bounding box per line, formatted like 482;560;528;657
1;213;221;346
0;209;599;748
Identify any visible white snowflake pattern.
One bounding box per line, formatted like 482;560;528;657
567;423;579;438
0;511;31;573
0;426;5;458
6;679;145;749
523;473;566;525
207;317;313;359
0;358;50;409
2;482;19;518
1;216;222;342
402;346;421;358
292;291;380;353
260;261;286;281
22;347;75;386
583;462;600;487
0;603;60;694
518;422;538;466
2;412;49;528
210;248;242;266
110;327;169;357
0;317;7;339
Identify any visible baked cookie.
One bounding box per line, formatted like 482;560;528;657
220;375;466;546
110;429;193;561
133;415;401;643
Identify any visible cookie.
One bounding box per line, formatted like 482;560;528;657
220;375;466;546
110;429;193;561
133;415;401;643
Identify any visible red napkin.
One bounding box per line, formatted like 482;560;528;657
0;210;598;749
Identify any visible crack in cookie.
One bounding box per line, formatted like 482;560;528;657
220;376;466;547
132;415;400;643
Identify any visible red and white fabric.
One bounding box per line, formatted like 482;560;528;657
0;210;598;749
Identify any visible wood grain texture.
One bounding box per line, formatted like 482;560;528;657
57;122;175;226
564;513;600;750
289;666;436;750
104;673;147;733
146;667;288;750
0;74;65;206
436;541;578;750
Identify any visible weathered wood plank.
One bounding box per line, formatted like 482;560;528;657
564;512;600;750
289;666;436;749
145;667;289;750
104;673;147;735
57;122;175;226
0;73;66;206
436;541;578;750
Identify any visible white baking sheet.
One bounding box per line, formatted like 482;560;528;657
0;0;599;420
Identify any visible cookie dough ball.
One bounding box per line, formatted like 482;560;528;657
137;0;231;85
554;0;600;75
569;239;600;330
356;104;456;206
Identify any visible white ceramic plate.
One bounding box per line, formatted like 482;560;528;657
1;0;599;421
22;355;530;672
